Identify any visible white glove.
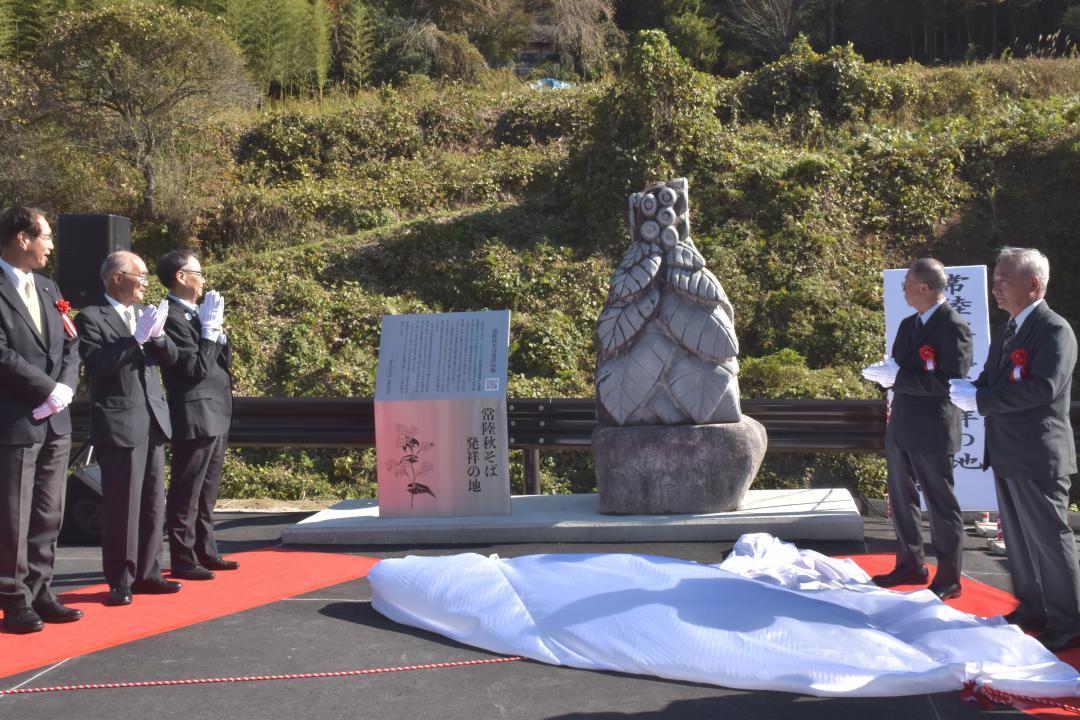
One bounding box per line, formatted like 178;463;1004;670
209;291;224;329
861;358;900;388
949;379;978;412
50;382;74;407
150;299;169;338
199;290;225;338
45;382;74;413
133;306;159;344
32;400;55;421
197;290;215;325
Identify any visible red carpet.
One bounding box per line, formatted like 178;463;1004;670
847;554;1079;718
0;549;379;680
1;549;1075;715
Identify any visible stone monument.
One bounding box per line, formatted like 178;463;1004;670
592;178;767;514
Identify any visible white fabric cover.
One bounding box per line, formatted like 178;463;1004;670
369;533;1079;699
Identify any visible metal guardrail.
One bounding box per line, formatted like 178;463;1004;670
68;397;890;495
65;396;1080;495
67;397;889;451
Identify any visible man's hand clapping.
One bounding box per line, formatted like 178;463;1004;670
198;290;224;332
150;299;169;338
133;306;159;344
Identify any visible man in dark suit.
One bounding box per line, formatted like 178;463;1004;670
156;250;238;581
863;258;973;599
0;205;82;633
950;247;1080;652
75;251;182;606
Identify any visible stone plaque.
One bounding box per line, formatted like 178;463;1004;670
375;310;511;517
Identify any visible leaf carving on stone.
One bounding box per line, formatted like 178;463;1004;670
596;331;675;425
596;287;660;358
608;244;662;302
667;355;741;424
658;293;739;361
642;386;690;425
665;241;704;271
666;266;730;309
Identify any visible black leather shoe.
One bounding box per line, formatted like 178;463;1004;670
200;556;239;571
872;566;929;588
2;606;44;634
1004;608;1047;632
105;587;132;606
928;582;962;601
132;577;182;594
32;598;83;623
1037;628;1080;652
171;565;215;581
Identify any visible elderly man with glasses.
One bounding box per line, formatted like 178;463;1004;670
155;250;238;583
75;250;180;607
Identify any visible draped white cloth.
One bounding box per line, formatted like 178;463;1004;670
369;533;1080;699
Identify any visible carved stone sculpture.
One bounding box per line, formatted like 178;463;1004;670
592;178;767;515
595;178;740;425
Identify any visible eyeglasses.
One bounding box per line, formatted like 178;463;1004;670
120;271;150;285
180;268;204;277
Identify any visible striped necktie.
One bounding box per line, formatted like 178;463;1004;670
999;318;1017;368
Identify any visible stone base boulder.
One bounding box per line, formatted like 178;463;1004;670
593;418;768;515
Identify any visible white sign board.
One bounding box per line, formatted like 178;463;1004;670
882;265;996;510
375;310;512;518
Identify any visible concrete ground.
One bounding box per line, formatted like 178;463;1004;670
0;510;1044;720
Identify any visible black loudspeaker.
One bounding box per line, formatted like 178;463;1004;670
56;214;132;309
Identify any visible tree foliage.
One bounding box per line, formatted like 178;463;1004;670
411;0;530;65
725;0;815;60
332;0;376;88
548;0;621;77
225;0;333;95
565;30;722;235
34;2;257;222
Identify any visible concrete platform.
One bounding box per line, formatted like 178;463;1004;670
281;488;863;545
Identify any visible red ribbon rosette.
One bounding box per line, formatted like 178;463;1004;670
1009;348;1028;383
54;299;78;338
919;344;936;372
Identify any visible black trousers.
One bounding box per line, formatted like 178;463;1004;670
0;429;71;611
97;425;167;590
166;433;227;570
885;440;964;586
995;472;1080;633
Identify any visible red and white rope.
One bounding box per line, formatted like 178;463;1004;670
962;681;1080;714
6;658;1077;714
0;656;525;696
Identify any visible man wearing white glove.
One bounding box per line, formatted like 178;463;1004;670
0;205;82;633
75;251;180;607
966;247;1080;652
860;357;900;389
156;251;237;581
865;258;972;600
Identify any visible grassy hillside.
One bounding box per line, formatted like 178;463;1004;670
9;32;1078;500
173;37;1079;500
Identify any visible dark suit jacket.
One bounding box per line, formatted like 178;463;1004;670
160;297;233;440
74;299;178;448
0;271;80;444
974;301;1077;479
886;302;973;454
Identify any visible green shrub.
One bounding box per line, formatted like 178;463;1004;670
736;37;914;124
562;30;724;239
